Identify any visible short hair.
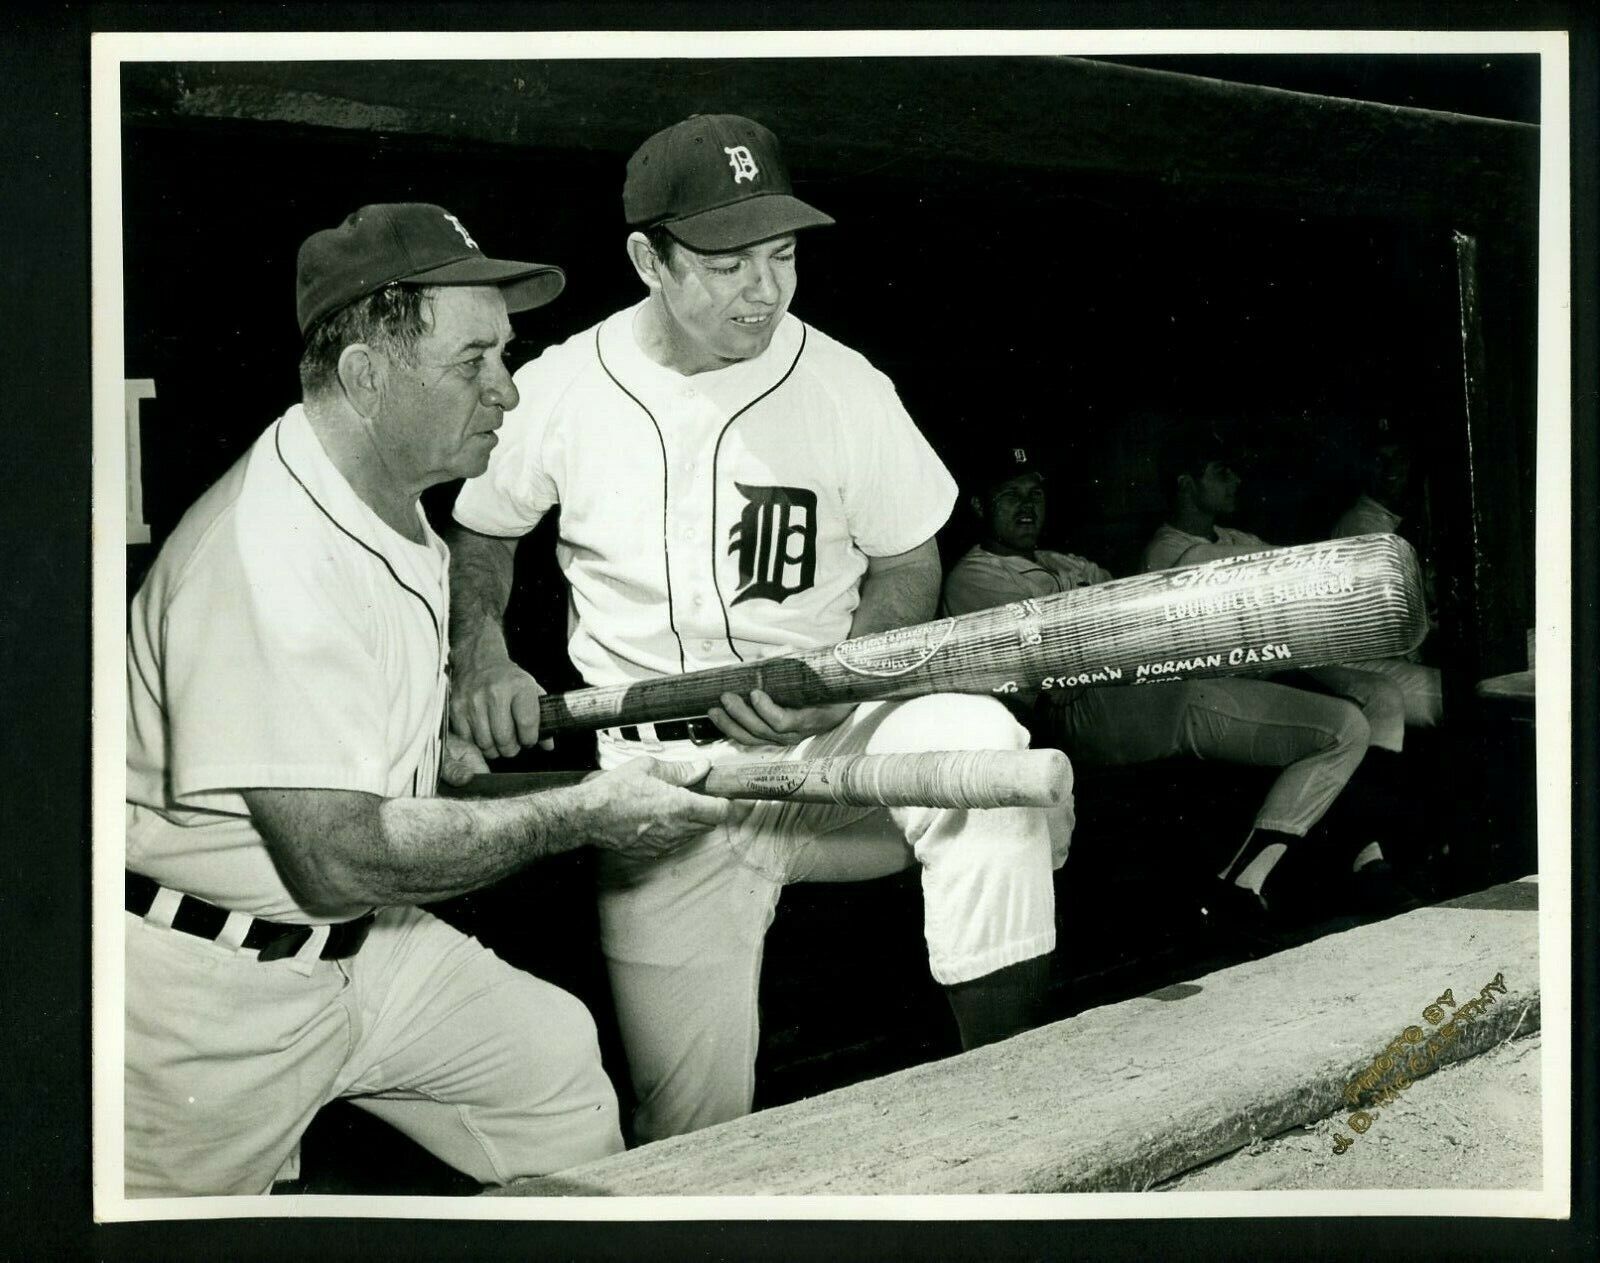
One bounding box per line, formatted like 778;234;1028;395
1158;424;1231;505
298;282;433;399
644;225;684;273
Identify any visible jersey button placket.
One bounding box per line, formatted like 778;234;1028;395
661;404;703;662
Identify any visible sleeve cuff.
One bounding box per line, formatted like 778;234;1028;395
174;762;389;803
450;498;539;539
857;489;957;559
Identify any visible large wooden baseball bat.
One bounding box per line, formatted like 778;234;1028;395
442;748;1071;810
535;533;1428;733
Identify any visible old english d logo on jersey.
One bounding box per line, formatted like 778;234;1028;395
729;483;817;605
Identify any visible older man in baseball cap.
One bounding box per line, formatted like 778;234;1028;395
449;117;1073;1145
123;203;732;1195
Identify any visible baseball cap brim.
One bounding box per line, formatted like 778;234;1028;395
975;467;1046;498
404;255;567;314
662;193;835;252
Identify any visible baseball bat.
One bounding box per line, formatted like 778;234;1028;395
441;748;1071;810
534;533;1428;733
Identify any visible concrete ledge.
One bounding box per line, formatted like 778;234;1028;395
489;878;1539;1197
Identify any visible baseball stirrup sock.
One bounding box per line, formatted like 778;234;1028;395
944;953;1051;1050
1218;828;1297;896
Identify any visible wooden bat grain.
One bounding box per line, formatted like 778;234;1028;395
535;533;1428;733
441;749;1071;810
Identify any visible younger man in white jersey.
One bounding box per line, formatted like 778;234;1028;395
449;116;1072;1143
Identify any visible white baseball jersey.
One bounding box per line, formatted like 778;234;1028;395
1142;522;1269;572
453;301;957;686
126;405;450;923
940;544;1113;617
1332;493;1403;539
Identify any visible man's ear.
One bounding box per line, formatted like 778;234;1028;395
968;494;986;520
335;343;384;419
627;232;663;291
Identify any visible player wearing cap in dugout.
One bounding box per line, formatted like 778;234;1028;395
1141;426;1442;898
123;203;733;1196
942;445;1420;927
448;114;1075;1143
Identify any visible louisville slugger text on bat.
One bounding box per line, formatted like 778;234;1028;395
531;533;1428;734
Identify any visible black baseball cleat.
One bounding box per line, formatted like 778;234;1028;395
1349;860;1425;920
1196;878;1286;952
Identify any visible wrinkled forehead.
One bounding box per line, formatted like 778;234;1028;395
420;285;514;345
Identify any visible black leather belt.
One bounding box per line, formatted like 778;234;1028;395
126;871;375;962
614;718;721;745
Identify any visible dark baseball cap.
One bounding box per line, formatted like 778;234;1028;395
296;203;566;336
623;114;835;252
970;444;1047;499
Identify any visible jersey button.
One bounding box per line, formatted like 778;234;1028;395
700;639;715;652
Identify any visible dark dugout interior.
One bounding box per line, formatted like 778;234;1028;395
122;55;1540;677
117;53;1543;1191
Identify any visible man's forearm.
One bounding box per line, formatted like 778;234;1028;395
849;540;942;637
362;789;596;904
446;526;519;665
249;784;595;912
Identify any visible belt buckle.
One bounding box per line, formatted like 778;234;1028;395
255;926;313;962
687;718;720;746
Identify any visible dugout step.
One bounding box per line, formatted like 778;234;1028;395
487;876;1540;1197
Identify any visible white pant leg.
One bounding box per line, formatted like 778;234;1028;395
337;907;623;1184
123;911;352;1198
1356;656;1444;728
711;694;1068;983
596;695;1069;1143
125;906;621;1196
1304;664;1408;752
596;824;780;1145
805;695;1068;983
595;728;783;1143
1051;679;1371;836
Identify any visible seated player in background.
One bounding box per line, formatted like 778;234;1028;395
1330;419;1445;724
942;445;1417;927
1141;426;1440;741
1333;419;1417;539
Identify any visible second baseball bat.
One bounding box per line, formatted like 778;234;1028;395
443;748;1071;809
535;533;1428;733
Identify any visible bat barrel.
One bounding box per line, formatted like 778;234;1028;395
536;534;1429;734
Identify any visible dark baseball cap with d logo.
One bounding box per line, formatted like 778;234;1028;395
971;443;1047;499
296;203;567;336
623;114;836;252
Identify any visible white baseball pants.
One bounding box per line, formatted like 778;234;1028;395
123;904;622;1197
1043;676;1371;837
594;693;1073;1145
